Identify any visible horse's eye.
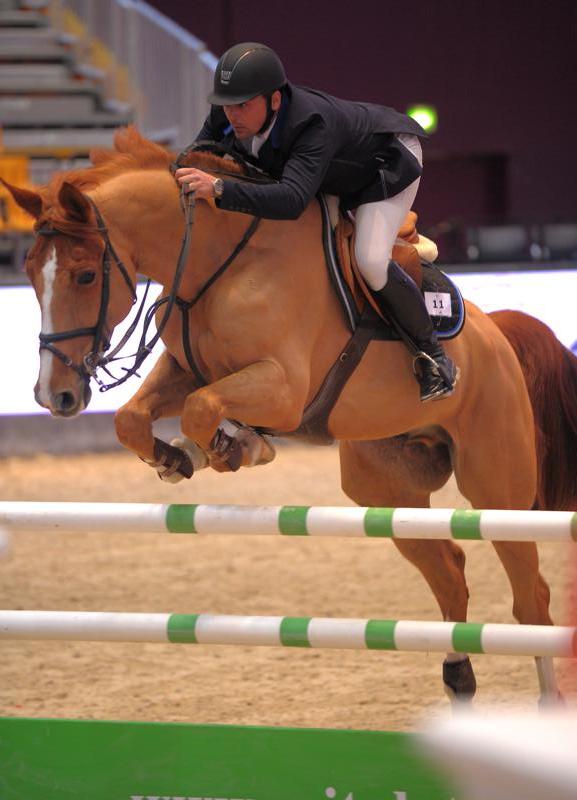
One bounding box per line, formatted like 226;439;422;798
77;270;96;285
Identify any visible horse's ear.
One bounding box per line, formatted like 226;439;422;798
0;178;43;219
58;181;92;223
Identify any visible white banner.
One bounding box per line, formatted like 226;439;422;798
1;270;576;415
1;283;161;415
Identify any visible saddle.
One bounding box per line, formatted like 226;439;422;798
320;195;465;341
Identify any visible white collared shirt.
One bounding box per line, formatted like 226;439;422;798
251;113;278;157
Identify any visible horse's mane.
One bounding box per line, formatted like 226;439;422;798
178;149;246;176
42;126;244;204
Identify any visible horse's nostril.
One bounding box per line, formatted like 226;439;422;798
55;391;77;412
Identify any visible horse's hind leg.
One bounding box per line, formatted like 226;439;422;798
490;539;561;704
452;421;561;704
340;435;477;702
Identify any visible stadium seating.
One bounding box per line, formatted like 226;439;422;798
0;0;134;273
539;223;577;262
465;224;535;263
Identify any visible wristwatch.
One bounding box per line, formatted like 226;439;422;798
213;178;224;198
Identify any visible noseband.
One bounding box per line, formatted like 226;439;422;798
37;198;137;383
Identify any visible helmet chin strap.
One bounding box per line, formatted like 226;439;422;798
257;93;276;134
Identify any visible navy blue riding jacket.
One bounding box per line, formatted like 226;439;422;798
194;83;426;220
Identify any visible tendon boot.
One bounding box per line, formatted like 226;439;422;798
372;260;458;401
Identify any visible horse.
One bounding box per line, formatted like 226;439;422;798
4;127;577;705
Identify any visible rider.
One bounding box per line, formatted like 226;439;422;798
176;42;457;401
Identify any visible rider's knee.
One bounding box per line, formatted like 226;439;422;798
354;240;392;290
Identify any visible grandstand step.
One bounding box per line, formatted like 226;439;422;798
0;61;70;78
0;61;106;83
0;75;102;93
74;63;107;81
0;9;48;26
1;126;124;155
0;41;73;61
17;0;50;7
28;156;91;185
0;26;68;45
0;94;107;122
0;0;48;12
4;115;133;129
0;27;77;60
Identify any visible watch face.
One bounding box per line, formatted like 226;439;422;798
214;178;224;197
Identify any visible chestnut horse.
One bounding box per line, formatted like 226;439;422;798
4;128;577;704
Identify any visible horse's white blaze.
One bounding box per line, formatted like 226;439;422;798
37;246;58;406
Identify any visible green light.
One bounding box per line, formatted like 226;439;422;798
407;104;438;133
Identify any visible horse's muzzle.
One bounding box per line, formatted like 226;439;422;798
34;378;92;418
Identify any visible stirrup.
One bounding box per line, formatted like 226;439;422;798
413;351;458;402
412;350;438;374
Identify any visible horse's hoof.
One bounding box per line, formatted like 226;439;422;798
141;437;194;482
209;428;243;472
443;657;477;702
252;435;276;466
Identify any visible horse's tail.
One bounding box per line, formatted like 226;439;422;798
490;309;577;510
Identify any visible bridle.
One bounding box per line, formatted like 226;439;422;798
37;198;137;385
35;142;270;391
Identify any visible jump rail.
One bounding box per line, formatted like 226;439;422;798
1;501;576;542
1;611;576;657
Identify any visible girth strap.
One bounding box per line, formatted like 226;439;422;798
260;310;378;445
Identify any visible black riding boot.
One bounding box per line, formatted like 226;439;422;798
372;260;458;401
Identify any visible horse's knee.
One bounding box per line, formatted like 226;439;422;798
181;389;223;446
114;404;153;453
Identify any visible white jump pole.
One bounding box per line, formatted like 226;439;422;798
0;611;576;658
0;501;576;542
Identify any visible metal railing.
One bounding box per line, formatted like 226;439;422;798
48;0;216;148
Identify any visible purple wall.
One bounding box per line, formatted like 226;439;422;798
149;0;576;232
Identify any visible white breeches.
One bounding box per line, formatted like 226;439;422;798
354;134;423;291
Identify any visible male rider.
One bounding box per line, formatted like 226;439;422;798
176;42;457;401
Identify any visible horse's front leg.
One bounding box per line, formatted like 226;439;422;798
180;359;302;472
114;351;207;481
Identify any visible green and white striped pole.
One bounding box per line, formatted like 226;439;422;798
1;501;576;542
1;611;576;657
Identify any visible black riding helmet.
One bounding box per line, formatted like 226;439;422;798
208;42;287;105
